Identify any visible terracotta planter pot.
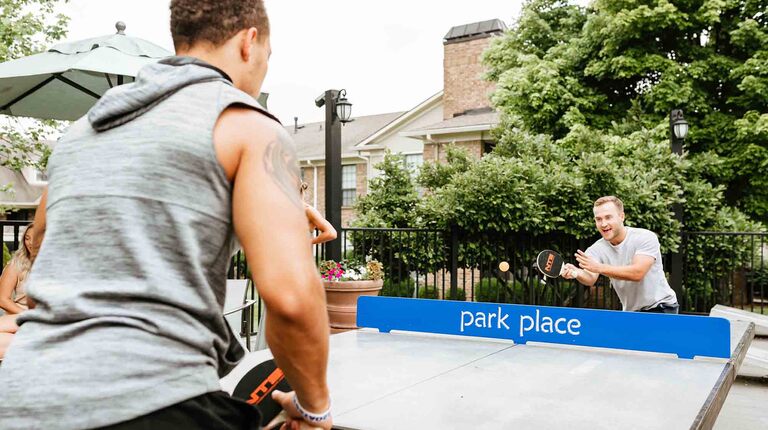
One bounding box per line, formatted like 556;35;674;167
324;279;383;334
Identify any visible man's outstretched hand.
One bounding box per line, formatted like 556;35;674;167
575;250;603;274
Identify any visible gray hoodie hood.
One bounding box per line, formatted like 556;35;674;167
88;57;241;132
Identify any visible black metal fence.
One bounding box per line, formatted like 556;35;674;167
683;232;767;315
307;227;767;315
318;228;621;309
2;219;765;316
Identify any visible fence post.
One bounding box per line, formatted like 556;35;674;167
450;225;458;300
575;239;585;308
670;229;685;310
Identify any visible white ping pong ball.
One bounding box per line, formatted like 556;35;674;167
499;261;510;272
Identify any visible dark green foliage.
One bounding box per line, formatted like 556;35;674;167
484;0;768;222
380;278;415;298
475;277;525;303
2;242;10;268
379;278;456;300
353;151;420;228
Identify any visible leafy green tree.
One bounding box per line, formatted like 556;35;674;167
421;124;694;253
484;0;768;222
0;1;69;187
417;145;474;192
353;151;420;228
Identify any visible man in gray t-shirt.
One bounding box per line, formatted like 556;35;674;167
562;196;678;313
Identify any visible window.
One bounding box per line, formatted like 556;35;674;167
482;141;497;155
404;154;423;176
342;164;357;206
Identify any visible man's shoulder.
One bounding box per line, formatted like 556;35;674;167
586;238;610;254
628;227;658;242
217;84;281;125
216;104;286;145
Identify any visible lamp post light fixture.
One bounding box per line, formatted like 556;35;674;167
316;89;353;261
669;109;688;154
668;109;689;306
335;89;353;123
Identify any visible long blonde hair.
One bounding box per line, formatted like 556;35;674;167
10;222;35;286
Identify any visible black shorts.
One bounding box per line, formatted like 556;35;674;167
640;303;680;314
96;391;262;430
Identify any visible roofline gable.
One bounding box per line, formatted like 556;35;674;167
354;91;443;149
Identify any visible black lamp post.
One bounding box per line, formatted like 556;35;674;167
669;109;688;306
316;89;353;262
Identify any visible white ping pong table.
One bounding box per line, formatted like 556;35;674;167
221;302;753;430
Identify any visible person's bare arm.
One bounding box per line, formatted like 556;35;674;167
31;188;47;259
0;264;24;314
215;107;331;425
305;204;337;245
574;250;654;282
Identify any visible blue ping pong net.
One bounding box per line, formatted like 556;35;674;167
356;296;731;360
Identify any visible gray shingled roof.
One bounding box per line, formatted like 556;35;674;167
417;111;500;132
287;112;405;161
444;19;507;41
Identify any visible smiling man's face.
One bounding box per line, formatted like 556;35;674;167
593;201;625;243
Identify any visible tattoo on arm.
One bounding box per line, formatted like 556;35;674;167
263;132;303;210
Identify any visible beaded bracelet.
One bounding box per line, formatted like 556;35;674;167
293;394;332;423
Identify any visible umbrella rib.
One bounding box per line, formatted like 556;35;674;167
1;75;57;111
53;74;101;100
105;73;114;88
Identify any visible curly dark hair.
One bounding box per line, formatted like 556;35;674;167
170;0;270;50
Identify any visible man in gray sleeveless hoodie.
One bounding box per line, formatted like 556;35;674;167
0;1;333;429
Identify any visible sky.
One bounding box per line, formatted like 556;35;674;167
60;0;527;125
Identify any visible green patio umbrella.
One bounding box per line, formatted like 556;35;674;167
0;22;172;121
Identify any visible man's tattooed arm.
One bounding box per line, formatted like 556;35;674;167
262;130;303;210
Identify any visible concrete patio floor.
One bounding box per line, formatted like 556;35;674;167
714;377;768;429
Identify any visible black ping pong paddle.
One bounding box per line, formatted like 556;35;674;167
535;249;567;283
231;358;292;427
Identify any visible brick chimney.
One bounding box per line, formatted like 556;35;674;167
443;19;507;120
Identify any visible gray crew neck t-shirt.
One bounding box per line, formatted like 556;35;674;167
585;227;677;311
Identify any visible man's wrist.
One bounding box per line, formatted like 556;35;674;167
294;394;332;423
297;391;331;413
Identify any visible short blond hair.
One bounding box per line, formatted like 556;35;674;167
594;196;624;212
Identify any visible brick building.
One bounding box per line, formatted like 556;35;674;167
291;19;507;225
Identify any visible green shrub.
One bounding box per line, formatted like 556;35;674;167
417;286;439;300
380;279;466;301
381;279;416;298
2;243;10;267
444;288;467;301
475;277;525;303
